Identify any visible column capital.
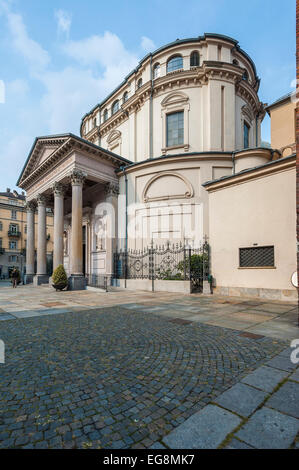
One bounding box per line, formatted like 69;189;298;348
52;181;66;197
25;200;36;212
36;194;47;206
70;169;86;186
105;182;119;197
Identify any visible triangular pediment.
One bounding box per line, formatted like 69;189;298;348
17;133;132;189
34;144;61;169
18;135;70;186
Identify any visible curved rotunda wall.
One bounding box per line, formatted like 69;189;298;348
81;35;263;163
117;154;233;250
81;35;264;247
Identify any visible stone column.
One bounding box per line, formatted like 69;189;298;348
25;201;36;284
105;182;119;285
53;182;65;271
33;194;49;285
69;169;86;290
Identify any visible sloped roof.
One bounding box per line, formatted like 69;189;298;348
17;133;132;187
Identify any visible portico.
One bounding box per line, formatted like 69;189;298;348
17;134;129;290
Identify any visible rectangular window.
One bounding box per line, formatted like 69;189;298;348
9;224;18;233
11;210;17;220
244;122;250;149
239;246;275;268
9;255;17;262
0;222;2;231
9;241;17;250
25;225;27;234
166;111;184;147
0;238;2;248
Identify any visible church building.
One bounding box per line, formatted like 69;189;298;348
17;34;296;300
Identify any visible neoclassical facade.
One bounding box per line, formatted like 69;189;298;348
17;34;296;298
18;135;127;288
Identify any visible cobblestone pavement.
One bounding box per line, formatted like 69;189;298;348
0;284;298;341
0;305;290;449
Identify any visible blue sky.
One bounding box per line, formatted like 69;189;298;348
0;0;295;191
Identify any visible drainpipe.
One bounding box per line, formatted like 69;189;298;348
149;54;154;159
232;151;236;175
120;165;128;287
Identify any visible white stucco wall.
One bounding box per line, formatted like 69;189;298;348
208;166;296;295
82;36;262;163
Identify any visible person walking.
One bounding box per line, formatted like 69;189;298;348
11;268;18;288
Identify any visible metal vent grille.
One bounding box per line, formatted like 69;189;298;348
239;246;274;267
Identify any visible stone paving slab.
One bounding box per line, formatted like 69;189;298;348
214;383;267;417
276;347;296;358
245;323;299;341
204;318;257;331
224;438;254;449
11;311;45;319
227;312;277;322
267;381;299;418
236;407;299;449
251;304;295;314
266;355;298;372
150;442;166;449
290;369;299;382
0;314;15;321
162;405;241;449
241;366;289;393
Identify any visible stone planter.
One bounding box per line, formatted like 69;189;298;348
52;283;67;292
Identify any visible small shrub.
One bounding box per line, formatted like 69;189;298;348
52;264;68;287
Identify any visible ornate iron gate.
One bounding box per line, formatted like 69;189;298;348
114;241;210;293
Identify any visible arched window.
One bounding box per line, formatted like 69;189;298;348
244;122;250;149
137;78;143;89
167;55;183;73
153;63;161;79
103;109;108;122
112;100;119;115
123;91;128;104
242;70;248;81
190;51;199;67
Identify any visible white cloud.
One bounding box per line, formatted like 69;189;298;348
0;80;5;103
0;1;50;73
40;67;104;133
0;2;143;189
63;31;139;69
7;78;29;98
55;9;72;38
141;36;155;53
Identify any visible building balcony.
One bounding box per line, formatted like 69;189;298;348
8;230;21;238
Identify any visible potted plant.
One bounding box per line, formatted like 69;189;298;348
52;264;68;291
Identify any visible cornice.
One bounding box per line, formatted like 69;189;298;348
203;155;296;191
22;137;68;183
94;63;260;139
116;152;233;175
234;148;272;160
80;33;259;129
19;135;131;190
